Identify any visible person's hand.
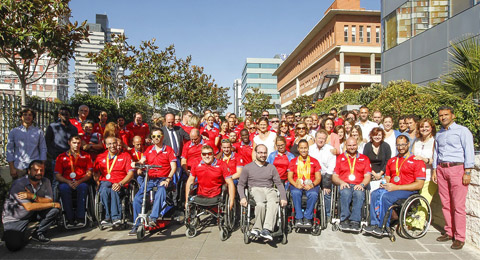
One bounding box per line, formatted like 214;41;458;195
160;179;170;187
112;183;121;192
372;172;382;180
384;183;397;192
16;187;33;200
280;200;288;207
53;202;61;209
323;188;331;195
229;198;234;210
413;155;424;162
10;168;18;179
432;169;437;184
463;174;471;186
304;184;314;191
354;184;364;191
240;198;247;207
330;149;337;155
340;182;349;190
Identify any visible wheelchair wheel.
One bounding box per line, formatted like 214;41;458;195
319;190;327;230
243;230;251;244
399;194;431;239
240;206;248;233
281;232;288;245
219;227;228;241
136;225;145;241
311;227;321;236
185;227;197;238
225;195;236;231
94;192;104;230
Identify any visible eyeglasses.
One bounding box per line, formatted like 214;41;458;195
248;127;256;130
246;114;252;116
271;120;279;123
396;144;408;147
295;115;301;117
276;144;286;147
201;152;214;156
151;134;163;139
262;114;269;117
296;127;306;130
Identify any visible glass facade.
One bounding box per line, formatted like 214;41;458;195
383;1;479;51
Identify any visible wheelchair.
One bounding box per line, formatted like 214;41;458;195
330;185;370;233
56;182;96;230
184;184;235;241
381;193;432;242
240;188;288;245
286;188;327;236
94;179;137;231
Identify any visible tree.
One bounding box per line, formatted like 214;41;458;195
243;87;274;119
0;0;89;106
287;94;313;114
441;36;480;99
87;34;133;109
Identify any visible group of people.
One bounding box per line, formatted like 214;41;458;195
2;104;474;251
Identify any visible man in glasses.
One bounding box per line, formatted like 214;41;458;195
95;136;134;229
181;129;205;174
294;112;302;123
130;128;177;235
237;110;253;130
270;116;280;133
262;110;270;119
238;144;287;240
185;145;235;210
365;135;425;237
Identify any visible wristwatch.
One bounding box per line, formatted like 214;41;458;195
465;171;471;175
360;183;365;188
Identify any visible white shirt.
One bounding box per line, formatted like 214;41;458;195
412;137;435;181
253;132;277;156
309;143;336;175
356;120;379;141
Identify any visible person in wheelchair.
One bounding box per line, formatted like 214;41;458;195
94;136;134;229
185;144;235;211
267;136;295;183
332;137;372;232
130;128;177;235
217;139;242;184
287;139;321;228
365;135;426;237
238;144;288;241
55;135;93;228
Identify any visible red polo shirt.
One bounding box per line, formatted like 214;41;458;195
55;151;93;180
288;156;321;183
176;122;195;135
181;139;205;170
385;155;426;185
70;117;85;135
93;123;106;135
95;151;133;183
272;153;294;180
334;117;344;127
129;148;144;163
126;122;150;143
334;153;372;185
279;134;295;152
191;159;231;198
200;126;219;153
237;141;253;166
219;152;241;176
119;127;134;147
143;145;177;178
80;133;103;160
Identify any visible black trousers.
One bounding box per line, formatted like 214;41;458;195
3;207;59;251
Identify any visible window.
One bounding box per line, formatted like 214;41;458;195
359;26;364;43
351;26;356;43
260;63;279;69
367;26;371;43
259;74;276;79
247;63;260;68
344;63;351;74
376;27;380;43
344;25;349;42
246;73;259;78
260;84;277;89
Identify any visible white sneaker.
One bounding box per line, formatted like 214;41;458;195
113;219;122;225
100;219;111;225
250;228;261;237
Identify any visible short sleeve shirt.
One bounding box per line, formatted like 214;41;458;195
237;142;253;166
220;152;241;176
55;151;93;180
95;151;133;183
385;156;426;185
200;126;219;152
143;145;177;178
335;153;372;185
288;156;321;182
129;149;144;163
273;153;294;180
69;118;85;135
126;122;150;143
190;159;231;198
181;140;205;170
93;123;106;135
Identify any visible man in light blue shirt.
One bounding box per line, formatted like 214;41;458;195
432;106;474;250
7;108;47;179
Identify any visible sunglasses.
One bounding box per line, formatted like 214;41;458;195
271;120;279;123
246;114;252;116
201;152;214;156
295;115;301;117
296;127;306;130
262;115;269;117
151;134;163;139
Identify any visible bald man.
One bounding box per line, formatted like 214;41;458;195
181;129;204;173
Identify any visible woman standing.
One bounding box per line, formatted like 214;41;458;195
252;117;277;158
343;118;355;139
200;113;220;153
382;116;400;156
362;127;391;191
411;118;437;203
278;120;295;151
350;125;365;153
321;118;341;154
290;121;314;157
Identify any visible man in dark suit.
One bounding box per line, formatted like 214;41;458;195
162;113;190;207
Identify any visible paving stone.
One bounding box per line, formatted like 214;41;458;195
387;252;415;260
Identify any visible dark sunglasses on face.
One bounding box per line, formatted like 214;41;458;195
201;152;214;156
271;120;279;123
297;127;306;130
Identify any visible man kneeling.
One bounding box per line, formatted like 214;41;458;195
365;135;425;236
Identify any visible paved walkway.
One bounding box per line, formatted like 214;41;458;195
1;222;479;259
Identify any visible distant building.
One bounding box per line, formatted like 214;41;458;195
74;14;124;95
241;57;283;116
233;79;242;116
274;0;381;108
381;0;480;85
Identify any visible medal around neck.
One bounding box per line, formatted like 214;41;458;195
106;174;111;180
394;176;400;182
348;174;356;181
69;172;76;179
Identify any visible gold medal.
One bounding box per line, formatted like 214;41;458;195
345;152;357;183
106;154;118;181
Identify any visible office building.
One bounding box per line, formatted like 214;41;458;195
381;1;480;85
241;57;283;116
274;0;381;108
75;14;124;95
233;79;242;116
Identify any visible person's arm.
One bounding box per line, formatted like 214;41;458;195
185;175;195;208
332;174;349;189
251;141;257;160
45;125;54;156
38;129;47;161
312;171;322;187
381;142;391;174
160;161;177;187
238;167;248;206
354;173;371;191
181;158;189;174
76;169;93;185
287;170;301;189
17;188;60;211
384;179;424;192
6;130;17;178
272;167;287;202
225;177;235;209
231;166;242;180
214;136;220;147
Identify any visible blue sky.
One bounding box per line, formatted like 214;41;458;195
69;0;381;113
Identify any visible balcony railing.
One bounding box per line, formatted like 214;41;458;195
343;68;381;75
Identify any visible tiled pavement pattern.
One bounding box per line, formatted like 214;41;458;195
1;223;479;259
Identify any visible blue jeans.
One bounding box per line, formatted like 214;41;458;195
290;185;319;220
99;181;123;221
58;182;88;221
133;176;167;227
370;189;415;227
324;186;332;217
339;184;365;222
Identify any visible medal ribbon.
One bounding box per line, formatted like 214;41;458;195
395;153;411;178
107;154;118;175
223;153;231;164
345;152;357;179
297;156;311;181
68;152;79;174
134;150;143;161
